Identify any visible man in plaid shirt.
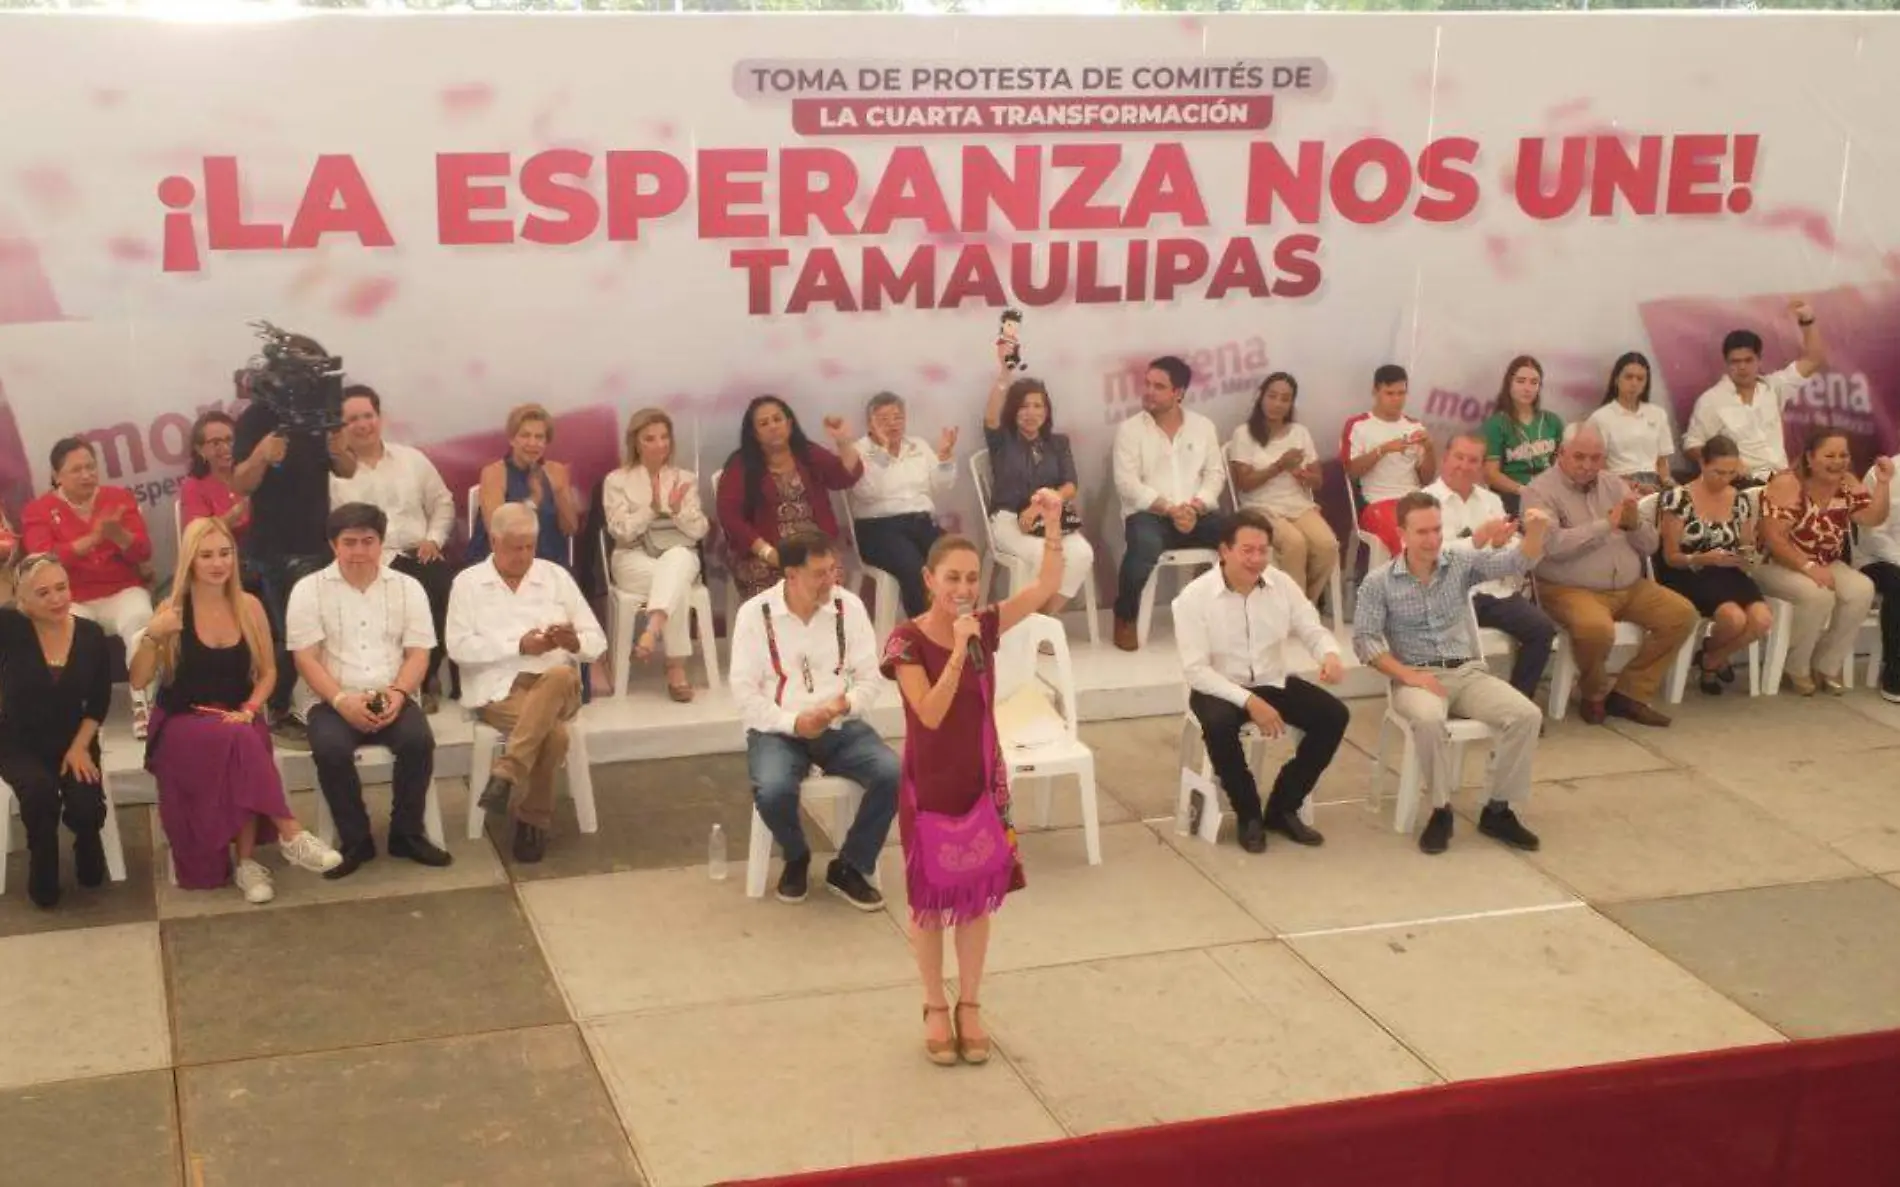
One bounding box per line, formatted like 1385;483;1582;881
1353;491;1553;855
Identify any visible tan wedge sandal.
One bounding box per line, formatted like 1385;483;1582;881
922;1005;958;1066
955;1001;992;1065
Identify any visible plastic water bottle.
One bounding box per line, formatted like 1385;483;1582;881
708;824;729;881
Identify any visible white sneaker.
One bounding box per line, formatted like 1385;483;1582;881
234;859;275;905
280;829;343;873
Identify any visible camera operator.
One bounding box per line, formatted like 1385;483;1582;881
231;343;359;748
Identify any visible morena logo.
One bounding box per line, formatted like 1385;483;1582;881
1099;336;1270;424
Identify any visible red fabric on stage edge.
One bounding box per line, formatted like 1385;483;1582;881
730;1030;1900;1187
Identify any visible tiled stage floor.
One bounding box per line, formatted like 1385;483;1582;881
5;689;1900;1186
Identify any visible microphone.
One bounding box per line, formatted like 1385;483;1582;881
956;598;984;672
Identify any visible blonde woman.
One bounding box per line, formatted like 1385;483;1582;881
602;409;709;702
130;518;341;903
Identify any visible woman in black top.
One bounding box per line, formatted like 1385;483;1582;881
131;517;341;904
0;553;112;908
979;347;1095;614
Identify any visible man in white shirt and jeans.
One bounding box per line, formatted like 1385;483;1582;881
730;530;898;908
1423;434;1558;701
288;502;450;879
330;384;458;708
1112;355;1227;651
1174;510;1349;855
1683;298;1826;483
446;503;607;863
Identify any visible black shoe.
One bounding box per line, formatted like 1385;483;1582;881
72;829;107;888
1717;661;1737;685
1698;667;1724;696
1882;681;1900;705
776;854;810;904
26;844;59;908
387;833;454;867
269;715;311;752
1419;807;1454;855
478;775;514;816
511;822;547;864
1236;817;1267;854
1478;803;1541;851
321;841;376;881
825;858;885;911
1265;810;1325;847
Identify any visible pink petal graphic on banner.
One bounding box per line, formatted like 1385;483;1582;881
918;362;951;386
592;270;620;292
1751;206;1837;251
531;90;570;142
287;261;331;300
1484;234;1522;280
0;238;65;325
441;83;494;119
817;358;846;380
92;88;126;109
650;121;677;142
465;360;488;381
18;165;77;215
106;236;154;263
1884;251;1900;279
597;370;629;398
1544;97;1592;124
337;276;399;318
804;321;825;342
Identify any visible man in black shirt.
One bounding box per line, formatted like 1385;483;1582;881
232;390;358;745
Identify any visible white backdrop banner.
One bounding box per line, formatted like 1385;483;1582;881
1;11;1896;573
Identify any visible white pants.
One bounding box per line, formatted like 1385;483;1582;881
75;585;155;653
75;585;156;698
1752;560;1876;680
610;545;700;657
990;512;1095;599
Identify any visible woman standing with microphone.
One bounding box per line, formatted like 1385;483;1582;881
880;487;1064;1066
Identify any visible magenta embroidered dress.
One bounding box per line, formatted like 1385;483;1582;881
879;606;1024;926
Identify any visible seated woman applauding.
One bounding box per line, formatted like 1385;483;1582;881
1656;435;1772;695
132;518;343;903
602;408;710;702
24;436;157;737
717;395;864;601
1754;427;1893;695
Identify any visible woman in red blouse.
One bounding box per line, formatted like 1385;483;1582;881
716;396;864;601
178;411;251;546
24;436;157;733
1756;428;1893;695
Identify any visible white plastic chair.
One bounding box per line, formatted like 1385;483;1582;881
839;496;903;644
598;530;720;699
1135;546;1217;650
994;613;1101;866
970;449;1101;646
1223;444;1346;636
312;744;446;850
1368;590;1499;834
1343;476;1394;578
464;690;599;841
1174;717;1317;844
1652;491;1769;702
744;775;880;899
0;773;130;896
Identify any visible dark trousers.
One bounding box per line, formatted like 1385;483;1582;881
306;701;435;855
1474;591;1558;700
0;744;105;852
1865;562;1900;690
389;551;454;692
253;552;332;716
854;512;942;617
1188;678;1348;822
1116;510;1225;622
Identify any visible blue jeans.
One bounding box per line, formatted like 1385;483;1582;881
746;719;899;875
1115;510;1224;622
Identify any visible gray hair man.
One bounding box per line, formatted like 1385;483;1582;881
445;501;606;863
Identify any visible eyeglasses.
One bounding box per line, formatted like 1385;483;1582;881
201;435;235;448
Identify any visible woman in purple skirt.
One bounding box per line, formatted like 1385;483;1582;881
880;488;1065;1067
131;517;342;903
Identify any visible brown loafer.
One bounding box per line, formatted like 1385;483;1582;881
1604;692;1671;728
1579;698;1608;725
1113;618;1139;652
